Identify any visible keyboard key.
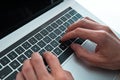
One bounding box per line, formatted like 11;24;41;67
69;10;77;16
53;47;62;55
56;19;63;25
59;43;67;50
56;36;61;42
45;44;53;51
0;56;10;66
39;49;45;55
35;33;43;40
43;36;51;43
17;54;27;63
68;19;74;24
63;22;70;27
59;25;66;31
65;13;71;19
15;46;25;55
72;16;78;21
58;47;73;64
74;38;85;44
60;16;67;22
22;41;31;50
5;71;17;80
50;40;59;47
76;13;82;19
0;66;12;79
28;37;38;45
31;45;40;52
7;51;18;60
46;26;54;32
10;60;20;69
37;40;46;48
40;29;49;36
51;22;58;28
24;49;33;58
54;29;61;35
18;65;22;71
49;32;57;39
0;64;2;69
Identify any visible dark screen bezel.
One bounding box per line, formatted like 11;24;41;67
0;0;63;39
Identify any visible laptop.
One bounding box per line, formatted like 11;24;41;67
0;0;120;80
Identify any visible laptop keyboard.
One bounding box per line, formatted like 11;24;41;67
0;7;85;80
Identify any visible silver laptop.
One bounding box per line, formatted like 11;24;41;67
0;0;120;80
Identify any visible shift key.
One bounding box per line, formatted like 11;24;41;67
0;66;12;79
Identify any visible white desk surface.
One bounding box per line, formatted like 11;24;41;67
75;0;120;34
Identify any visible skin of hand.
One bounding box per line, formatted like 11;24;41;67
16;52;74;80
61;17;120;70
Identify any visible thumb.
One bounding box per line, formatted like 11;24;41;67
71;43;99;63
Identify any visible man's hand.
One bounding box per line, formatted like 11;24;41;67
16;52;74;80
61;17;120;70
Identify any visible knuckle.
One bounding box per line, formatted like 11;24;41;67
103;26;111;32
74;28;81;32
97;30;109;39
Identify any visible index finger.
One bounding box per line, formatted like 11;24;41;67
61;28;102;44
67;17;102;32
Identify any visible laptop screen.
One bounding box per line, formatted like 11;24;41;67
0;0;63;39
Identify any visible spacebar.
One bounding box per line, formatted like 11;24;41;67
58;47;73;64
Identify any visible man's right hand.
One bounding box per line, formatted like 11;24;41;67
61;17;120;70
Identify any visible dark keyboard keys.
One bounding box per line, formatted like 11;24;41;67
17;54;27;63
53;47;62;55
15;46;25;55
0;65;2;69
18;65;22;71
31;45;40;52
74;38;85;44
40;29;49;36
76;13;82;19
59;43;67;50
54;29;61;35
35;33;43;40
37;40;46;48
45;44;53;51
24;49;33;58
56;19;63;25
10;60;20;69
5;71;17;80
65;13;71;19
69;10;77;16
46;26;54;32
60;16;67;22
59;25;66;31
58;47;73;64
72;16;78;21
28;37;37;45
56;36;61;42
49;32;57;39
63;22;70;27
68;19;74;24
51;22;58;28
39;49;45;55
22;41;31;50
0;56;10;66
7;51;17;60
0;66;12;79
50;40;59;47
43;36;51;43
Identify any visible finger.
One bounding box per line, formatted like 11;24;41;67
31;52;49;79
22;59;37;80
66;17;102;32
71;43;101;64
84;17;97;22
61;28;101;44
43;52;62;75
16;72;25;80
